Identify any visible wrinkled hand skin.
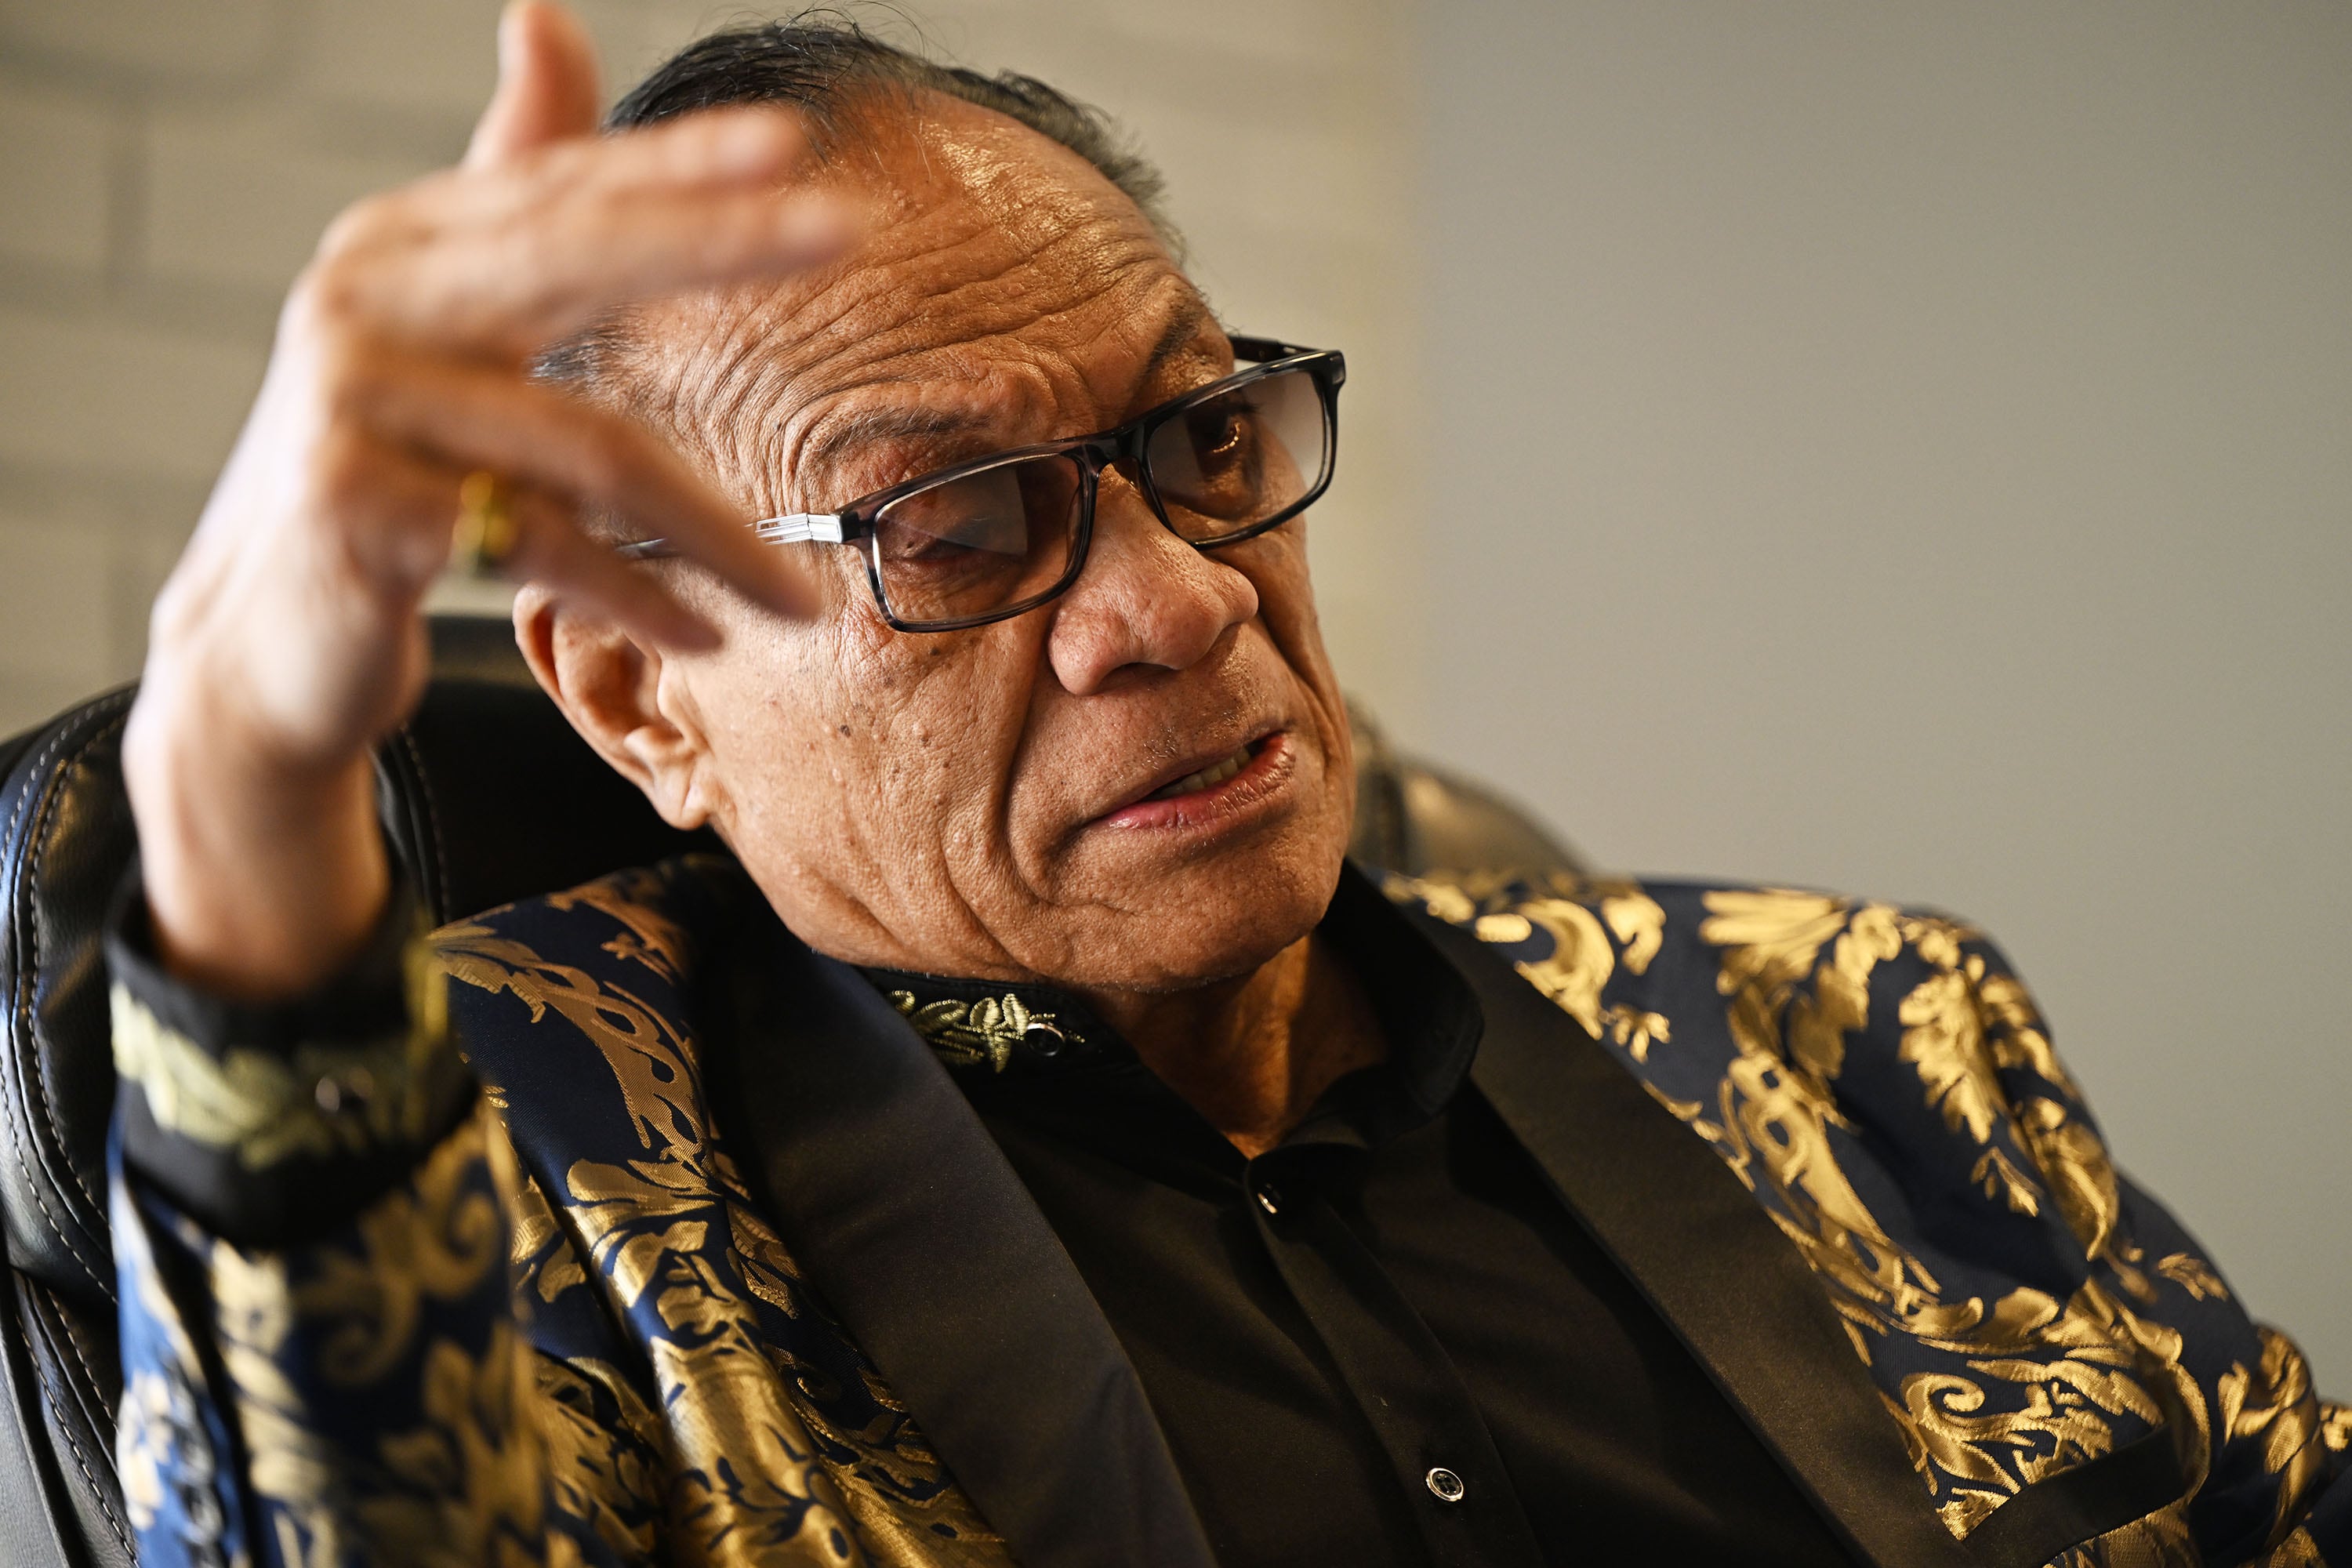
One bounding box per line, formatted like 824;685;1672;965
123;0;836;999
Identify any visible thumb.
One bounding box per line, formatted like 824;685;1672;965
465;0;601;169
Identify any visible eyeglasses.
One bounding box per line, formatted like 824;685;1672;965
620;336;1345;632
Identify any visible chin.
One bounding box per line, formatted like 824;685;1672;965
1054;816;1350;994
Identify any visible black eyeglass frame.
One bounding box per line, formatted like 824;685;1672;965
619;335;1345;633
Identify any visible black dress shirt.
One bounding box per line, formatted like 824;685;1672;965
868;869;1857;1568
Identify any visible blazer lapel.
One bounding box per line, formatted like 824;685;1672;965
702;912;1215;1568
1406;906;1975;1568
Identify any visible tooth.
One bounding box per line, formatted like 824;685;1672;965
1145;746;1254;802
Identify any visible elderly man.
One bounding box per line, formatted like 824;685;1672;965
105;5;2343;1567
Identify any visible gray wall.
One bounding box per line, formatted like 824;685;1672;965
1420;1;2350;1379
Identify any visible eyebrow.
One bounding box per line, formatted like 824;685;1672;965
791;300;1224;500
796;402;998;498
1134;297;1220;397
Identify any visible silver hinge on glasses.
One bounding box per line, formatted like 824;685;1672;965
753;512;845;544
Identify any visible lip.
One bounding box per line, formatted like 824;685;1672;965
1092;729;1295;833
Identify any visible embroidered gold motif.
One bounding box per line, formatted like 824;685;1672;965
113;1178;220;1542
435;884;1011;1567
2263;1528;2326;1568
2320;1402;2351;1455
1900;964;2009;1144
2219;1327;2328;1552
534;1354;663;1562
2154;1253;2230;1303
111;982;452;1170
540;863;703;981
1389;869;2339;1557
294;1115;506;1386
358;1319;546;1565
886;989;1062;1073
1385;871;1669;1058
1969;1147;2042;1218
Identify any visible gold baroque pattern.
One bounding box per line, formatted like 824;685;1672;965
435;865;1011;1568
111;980;449;1171
122;1112;548;1566
1387;870;2343;1563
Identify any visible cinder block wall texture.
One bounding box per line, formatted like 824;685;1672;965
0;0;1424;736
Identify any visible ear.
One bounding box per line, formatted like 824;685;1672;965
514;583;717;830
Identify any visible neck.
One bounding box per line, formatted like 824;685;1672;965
1080;931;1388;1158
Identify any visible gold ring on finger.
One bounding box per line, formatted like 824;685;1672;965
450;470;521;577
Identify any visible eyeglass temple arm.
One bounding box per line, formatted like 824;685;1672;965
614;511;842;561
753;512;844;544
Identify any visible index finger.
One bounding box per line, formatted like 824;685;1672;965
361;353;826;621
316;109;861;355
463;0;602;170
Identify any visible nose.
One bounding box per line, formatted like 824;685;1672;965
1045;475;1259;695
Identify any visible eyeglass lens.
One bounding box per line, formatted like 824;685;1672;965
1145;364;1327;542
868;364;1329;628
870;455;1087;629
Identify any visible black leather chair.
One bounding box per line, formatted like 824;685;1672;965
0;615;1579;1568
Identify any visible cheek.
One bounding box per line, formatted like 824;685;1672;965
1234;530;1338;688
701;604;1047;895
1235;528;1355;804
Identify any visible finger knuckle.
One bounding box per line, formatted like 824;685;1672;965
285;254;366;342
315;188;398;261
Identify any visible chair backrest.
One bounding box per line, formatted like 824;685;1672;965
0;618;1578;1568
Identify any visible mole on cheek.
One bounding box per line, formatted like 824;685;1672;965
837;724;851;737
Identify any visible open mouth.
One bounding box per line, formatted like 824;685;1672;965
1145;741;1260;801
1094;731;1292;833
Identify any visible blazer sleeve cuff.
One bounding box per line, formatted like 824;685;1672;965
104;866;476;1247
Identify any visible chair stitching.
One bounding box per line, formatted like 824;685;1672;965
3;702;128;1298
29;1294;132;1554
397;725;452;919
54;1301;117;1425
23;698;134;1229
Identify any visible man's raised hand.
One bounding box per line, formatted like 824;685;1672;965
122;0;844;999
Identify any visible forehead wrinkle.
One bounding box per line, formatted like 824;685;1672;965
1072;287;1225;420
833;211;1169;375
778;362;1053;507
677;230;1062;495
626;193;1027;470
789;395;999;506
769;278;1225;508
648;103;1195;515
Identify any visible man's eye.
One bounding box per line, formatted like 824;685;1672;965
1195;411;1247;459
1188;409;1264;482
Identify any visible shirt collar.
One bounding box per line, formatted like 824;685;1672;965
858;862;1486;1135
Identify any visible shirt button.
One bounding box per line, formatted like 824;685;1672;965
1425;1467;1467;1504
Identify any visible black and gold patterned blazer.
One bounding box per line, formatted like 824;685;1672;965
107;854;2348;1568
